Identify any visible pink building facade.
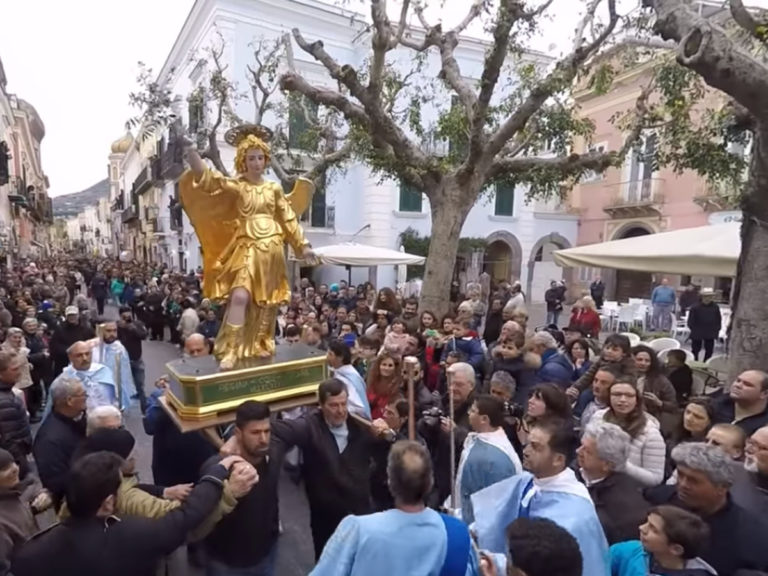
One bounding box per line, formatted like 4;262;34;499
570;63;735;302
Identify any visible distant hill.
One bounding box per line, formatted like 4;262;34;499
52;179;110;218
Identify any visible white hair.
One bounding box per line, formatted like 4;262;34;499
49;376;84;405
447;362;476;386
531;331;558;350
87;405;122;435
583;421;631;468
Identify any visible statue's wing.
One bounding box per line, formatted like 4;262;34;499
285;177;315;219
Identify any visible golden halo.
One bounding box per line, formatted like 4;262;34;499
224;124;274;147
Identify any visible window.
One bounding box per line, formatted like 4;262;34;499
579;267;595;282
289;97;319;151
188;96;205;136
399;182;423;212
582;142;608;182
627;133;657;201
494;182;515;216
299;174;327;228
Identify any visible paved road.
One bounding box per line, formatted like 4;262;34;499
111;307;316;576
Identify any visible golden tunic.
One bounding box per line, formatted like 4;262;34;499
179;168;313;360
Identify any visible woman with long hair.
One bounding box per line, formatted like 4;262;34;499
517;384;573;446
591;378;666;486
376;287;401;317
366;352;403;419
674;397;714;445
568;296;601;338
631;345;678;427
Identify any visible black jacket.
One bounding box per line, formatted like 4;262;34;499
272;411;374;520
587;472;648;544
202;449;283;567
11;465;228;576
0;382;31;471
712;393;768;437
90;274;108;299
687;302;722;341
117;320;147;362
32;411;87;510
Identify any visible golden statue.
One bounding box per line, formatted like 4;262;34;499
179;125;316;370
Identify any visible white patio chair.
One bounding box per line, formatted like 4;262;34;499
616;305;637;332
658;348;694;364
706;354;729;376
619;332;641;347
633;305;649;333
671;312;690;343
647;337;680;354
691;369;708;396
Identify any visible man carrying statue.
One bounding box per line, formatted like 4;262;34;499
180;125;317;370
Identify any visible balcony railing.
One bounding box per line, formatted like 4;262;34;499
160;139;185;181
7;176;28;205
122;206;139;224
131;165;153;197
603;179;664;218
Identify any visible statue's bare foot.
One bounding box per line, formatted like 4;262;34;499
219;355;237;371
258;351;272;359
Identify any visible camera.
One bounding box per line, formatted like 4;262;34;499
421;406;445;427
503;401;525;420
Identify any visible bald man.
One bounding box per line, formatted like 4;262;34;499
184;333;208;358
713;370;768;437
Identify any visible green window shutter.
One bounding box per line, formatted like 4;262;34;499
289;98;319;151
399;182;423;212
494;183;515;216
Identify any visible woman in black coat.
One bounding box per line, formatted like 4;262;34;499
687;289;722;362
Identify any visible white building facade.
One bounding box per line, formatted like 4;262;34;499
119;0;576;300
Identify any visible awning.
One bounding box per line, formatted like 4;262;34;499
297;242;426;267
553;222;740;277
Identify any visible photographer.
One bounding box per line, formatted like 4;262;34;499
117;305;148;413
418;362;476;508
489;371;524;459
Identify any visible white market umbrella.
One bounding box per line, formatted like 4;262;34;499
553;223;740;277
308;242;426;267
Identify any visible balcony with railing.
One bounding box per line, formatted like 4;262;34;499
160;138;185;181
122;205;139;224
603;179;665;218
693;181;740;212
111;194;125;212
7;176;29;206
131;165;153;197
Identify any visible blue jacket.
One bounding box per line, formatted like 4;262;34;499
535;349;573;388
610;540;716;576
651;285;676;305
441;337;485;373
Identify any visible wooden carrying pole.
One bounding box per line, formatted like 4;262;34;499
403;356;419;441
447;368;456;511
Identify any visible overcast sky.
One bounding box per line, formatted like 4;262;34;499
1;0;763;198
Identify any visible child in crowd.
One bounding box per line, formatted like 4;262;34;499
610;506;716;576
440;319;484;375
383;318;409;356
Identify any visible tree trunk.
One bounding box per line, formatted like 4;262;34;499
728;127;768;382
419;178;475;316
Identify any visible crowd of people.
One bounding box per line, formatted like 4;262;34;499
0;257;765;576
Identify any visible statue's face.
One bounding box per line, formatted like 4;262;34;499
245;148;267;177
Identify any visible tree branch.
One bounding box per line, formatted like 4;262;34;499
729;0;766;41
489;78;652;180
485;0;620;162
369;0;392;101
643;0;768;117
280;73;370;126
391;0;412;48
452;0;487;36
305;141;354;182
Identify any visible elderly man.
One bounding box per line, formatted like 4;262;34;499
184;333;208;358
529;331;572;388
91;321;136;413
86;405;122;435
48;306;94;377
712;370;768;437
577;421;648;544
646;442;768;576
741;425;768;517
56;341;122;413
33;376;88;510
419;362;477;508
650;278;676;332
311;441;479;576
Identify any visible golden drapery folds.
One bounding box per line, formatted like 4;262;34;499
179;168;314;362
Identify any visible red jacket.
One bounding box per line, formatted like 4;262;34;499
570;308;602;337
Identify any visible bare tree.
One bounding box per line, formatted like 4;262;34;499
279;0;656;314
